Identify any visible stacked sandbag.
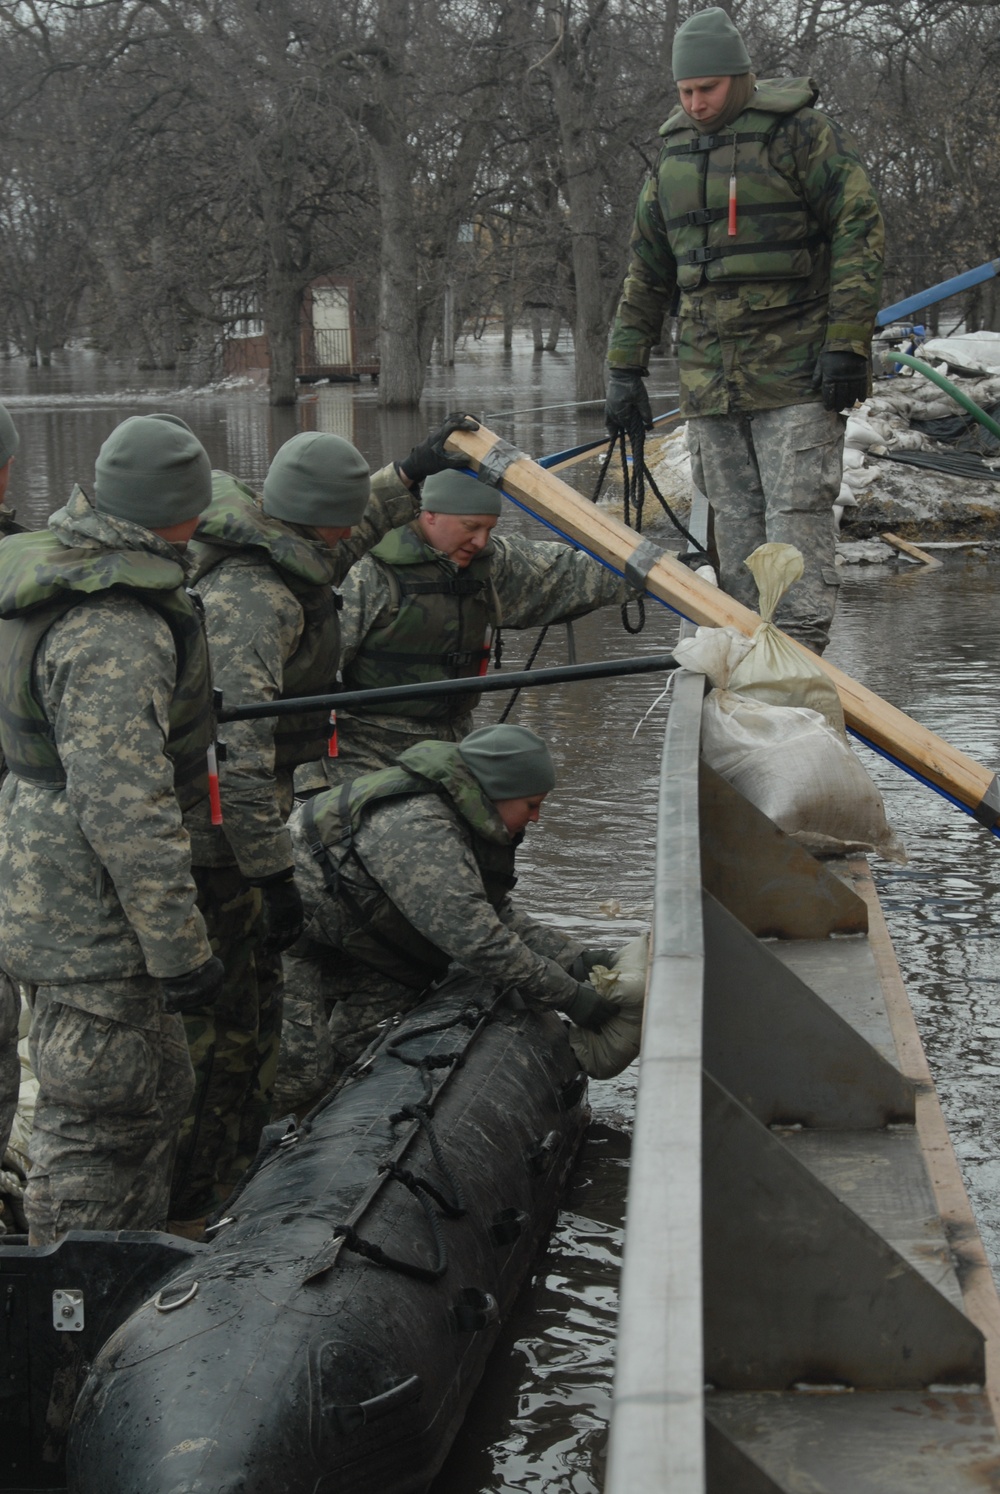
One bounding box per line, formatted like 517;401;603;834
674;544;906;861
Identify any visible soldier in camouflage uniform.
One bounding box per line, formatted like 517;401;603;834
274;725;619;1111
171;417;479;1226
303;466;627;785
0;414;223;1244
0;402;24;1191
606;7;884;652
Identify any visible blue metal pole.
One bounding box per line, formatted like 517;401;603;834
876;258;1000;327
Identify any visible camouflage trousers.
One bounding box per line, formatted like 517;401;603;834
170;865;284;1220
0;967;19;1167
273;944;422;1113
688;402;844;654
294;713;473;795
25;975;194;1245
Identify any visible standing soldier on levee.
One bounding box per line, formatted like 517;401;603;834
306;465;629;785
605;6;883;654
170;415;479;1234
0;401;24;1207
0;414;222;1245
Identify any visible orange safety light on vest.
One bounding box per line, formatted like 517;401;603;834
728;172;737;236
327;710;339;758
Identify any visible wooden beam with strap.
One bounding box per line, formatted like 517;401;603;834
444;421;1000;832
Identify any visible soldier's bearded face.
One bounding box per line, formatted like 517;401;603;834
493;793;547;837
678;75;731;124
420;511;498;567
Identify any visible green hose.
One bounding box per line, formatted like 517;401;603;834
881;349;1000;444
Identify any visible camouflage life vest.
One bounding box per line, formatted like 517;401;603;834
300;739;517;988
0;508;24;540
656;79;824;297
190;473;342;768
0;521;213;806
343;521;501;721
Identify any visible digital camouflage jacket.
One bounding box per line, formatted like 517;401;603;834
608;78;884;416
335;527;626;751
0;488;213;984
184;463;420;880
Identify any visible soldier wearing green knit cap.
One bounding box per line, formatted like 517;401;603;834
0;413;223;1244
606;6;884;654
297;462;626;794
168;413;484;1232
272;725;622;1110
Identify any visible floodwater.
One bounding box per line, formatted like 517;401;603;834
3;338;1000;1492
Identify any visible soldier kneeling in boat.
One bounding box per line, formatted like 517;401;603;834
274;724;619;1110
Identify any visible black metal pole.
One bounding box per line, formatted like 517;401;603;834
216;653;679;723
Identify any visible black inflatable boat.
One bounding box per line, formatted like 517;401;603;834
1;975;589;1493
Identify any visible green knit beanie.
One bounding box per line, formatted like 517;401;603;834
421;468;502;517
458;725;556;799
263;432;371;527
0;402;19;467
94;413;212;526
672;7;751;80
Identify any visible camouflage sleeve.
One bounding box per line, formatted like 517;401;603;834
492;535;625;627
336;553;394;671
500;900;585;967
42;597;212;979
331;463;419;583
199;560;303;879
356;798;579;1007
780;109;884;356
607;170;678;373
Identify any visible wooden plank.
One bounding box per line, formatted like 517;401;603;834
445;422;1000;825
882;531;944;567
853;859;1000;1428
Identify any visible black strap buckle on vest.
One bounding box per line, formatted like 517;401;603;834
444;648;488;670
686;245;719;264
691;133;722;151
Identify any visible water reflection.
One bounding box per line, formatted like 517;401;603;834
3;343;1000;1491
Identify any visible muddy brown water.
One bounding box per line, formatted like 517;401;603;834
4;339;1000;1491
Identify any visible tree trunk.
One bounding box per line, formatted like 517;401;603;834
368;135;424;407
545;312;561;352
543;10;612;402
263;269;303;407
531;310;544;351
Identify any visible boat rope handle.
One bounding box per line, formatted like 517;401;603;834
154;1281;199;1313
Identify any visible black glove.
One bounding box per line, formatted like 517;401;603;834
397;412;481;485
161;956;225;1015
564;981;620;1032
568;948;618;982
254;872;305;954
812;350;869;412
605;369;653;436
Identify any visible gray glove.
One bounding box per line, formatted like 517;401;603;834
568;949;618;982
605;369;653;436
811;350;869;412
161;956;225;1015
564;981;619;1032
398;412;480;484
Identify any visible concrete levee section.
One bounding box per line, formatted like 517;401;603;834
605;667;1000;1493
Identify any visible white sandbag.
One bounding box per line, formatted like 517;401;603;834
842;445;866;469
726;545;846;734
844;416;886;451
837;479;859;509
701;694;905;860
568;932;649;1080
